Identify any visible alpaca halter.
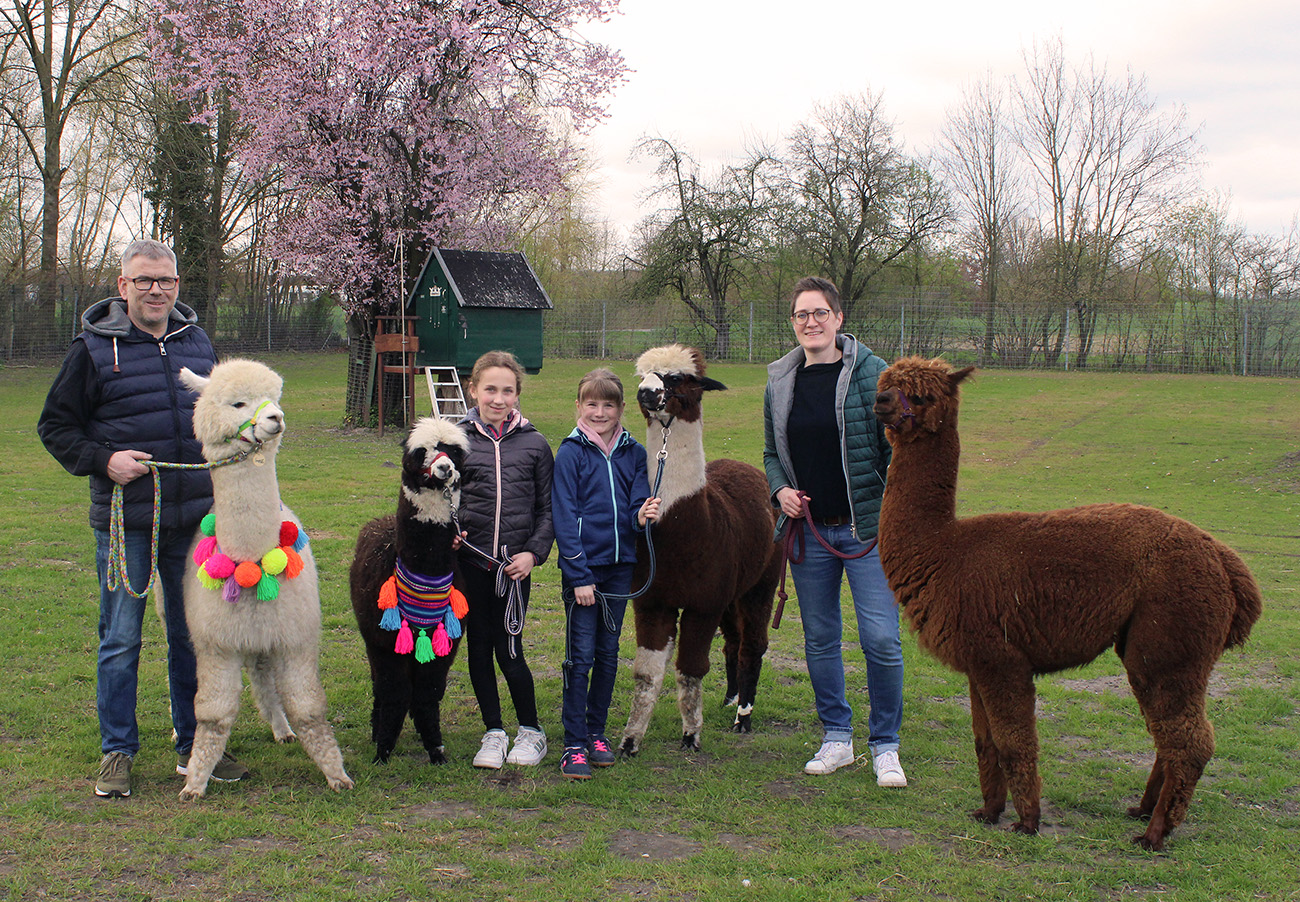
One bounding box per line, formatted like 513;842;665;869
886;392;917;430
376;557;468;662
234;400;276;443
192;514;309;602
105;443;267;600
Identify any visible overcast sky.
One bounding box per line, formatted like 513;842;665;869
580;0;1300;243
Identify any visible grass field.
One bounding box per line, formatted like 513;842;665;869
1;352;1296;901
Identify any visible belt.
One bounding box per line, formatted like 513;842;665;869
814;514;851;527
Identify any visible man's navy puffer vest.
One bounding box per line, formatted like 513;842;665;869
81;299;216;531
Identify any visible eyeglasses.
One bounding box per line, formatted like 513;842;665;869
791;308;833;325
128;276;178;290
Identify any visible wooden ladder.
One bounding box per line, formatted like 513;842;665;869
423;366;468;422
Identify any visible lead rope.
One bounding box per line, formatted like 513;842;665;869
771;491;876;629
106;440;264;599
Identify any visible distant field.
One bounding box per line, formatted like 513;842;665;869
1;352;1295;902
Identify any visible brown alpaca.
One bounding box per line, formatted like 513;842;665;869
872;356;1261;851
619;345;782;755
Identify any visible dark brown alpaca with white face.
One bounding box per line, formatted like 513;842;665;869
619;345;782;756
873;356;1261;851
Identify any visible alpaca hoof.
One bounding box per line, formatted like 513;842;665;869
275;731;297;744
680;732;701;751
1133;833;1165;852
1010;821;1039;836
970;807;1002;825
428;747;448;766
328;775;354;792
1126;805;1151;820
179;786;204;802
617;738;639;759
731;715;752;734
723;693;738;707
372;749;392;765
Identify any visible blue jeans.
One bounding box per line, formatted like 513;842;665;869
93;527;198;757
561;564;632;748
790;524;902;753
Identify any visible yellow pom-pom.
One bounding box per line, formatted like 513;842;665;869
262;547;288;576
234;561;262;588
450;586;468;620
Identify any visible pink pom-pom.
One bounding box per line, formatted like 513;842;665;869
394;620;414;655
205;553;236;579
431;623;451;657
193;535;218;565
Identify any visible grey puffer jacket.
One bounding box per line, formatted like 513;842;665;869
457;407;554;570
763;333;891;543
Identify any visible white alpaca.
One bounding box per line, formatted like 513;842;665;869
178;359;352;799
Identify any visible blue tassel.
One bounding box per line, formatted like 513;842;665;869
444;609;462;639
380;606;401;631
293;530;309;552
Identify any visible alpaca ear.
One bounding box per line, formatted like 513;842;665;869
951;366;976;386
179;367;209;393
700;376;728;392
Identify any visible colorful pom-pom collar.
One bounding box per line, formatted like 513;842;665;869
376;557;466;663
192;513;310;603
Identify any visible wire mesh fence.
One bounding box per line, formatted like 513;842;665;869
544;291;1300;376
6;283;1297;377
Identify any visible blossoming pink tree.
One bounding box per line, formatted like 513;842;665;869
152;0;623;416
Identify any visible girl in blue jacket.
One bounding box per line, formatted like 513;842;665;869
551;369;660;779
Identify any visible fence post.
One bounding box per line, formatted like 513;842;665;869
600;299;607;359
748;302;754;363
1064;307;1071;370
1242;305;1248;376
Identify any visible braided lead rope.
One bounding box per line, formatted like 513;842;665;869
106;443;263;599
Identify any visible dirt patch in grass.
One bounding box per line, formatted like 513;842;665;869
608;828;703;860
829;824;920;851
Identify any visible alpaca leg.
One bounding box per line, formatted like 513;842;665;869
366;645;412;764
674;609;720;751
976;672;1042;835
729;585;771;735
275;654;353;791
1129;756;1166;820
248;653;295;743
619;603;676;758
719;612;740;708
676;670;704;751
968;678;1008;824
1128;668;1215;851
409;653;456;765
180;654;243;801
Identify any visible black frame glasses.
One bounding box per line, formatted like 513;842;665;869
129;276;178;290
792;308;833;325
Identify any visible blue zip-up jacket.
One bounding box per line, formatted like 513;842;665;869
37;296;216;531
763;333;891;543
551;426;652;587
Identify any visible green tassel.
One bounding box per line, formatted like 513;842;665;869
414;629;434;663
256;571;279;601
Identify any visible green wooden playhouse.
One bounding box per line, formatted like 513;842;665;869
405;248;553;374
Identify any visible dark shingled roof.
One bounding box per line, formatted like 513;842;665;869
436;249;553;310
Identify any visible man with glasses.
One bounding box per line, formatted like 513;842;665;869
38;239;247;798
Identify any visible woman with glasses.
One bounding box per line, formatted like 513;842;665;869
762;276;907;788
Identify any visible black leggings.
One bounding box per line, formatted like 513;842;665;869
460;564;540;731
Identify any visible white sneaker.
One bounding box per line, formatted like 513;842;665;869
872;749;908;787
804;739;855;775
504;726;548;766
473;729;509;769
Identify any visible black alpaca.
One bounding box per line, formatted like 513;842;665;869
351;418;469;764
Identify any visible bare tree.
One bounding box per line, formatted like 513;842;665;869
939;72;1023;363
0;0;141;352
629;136;775;357
1016;37;1201;366
783;91;953;320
